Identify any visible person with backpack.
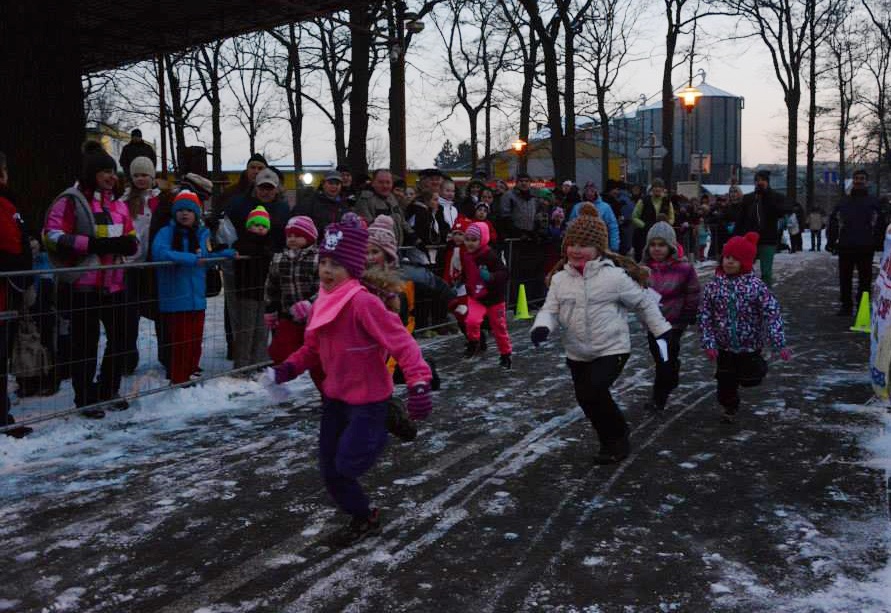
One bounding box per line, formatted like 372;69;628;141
43;141;138;418
0;151;34;437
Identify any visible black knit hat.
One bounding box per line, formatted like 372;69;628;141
247;153;268;167
755;169;770;182
80;141;117;189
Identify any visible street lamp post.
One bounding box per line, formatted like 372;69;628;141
513;138;528;175
679;83;702;181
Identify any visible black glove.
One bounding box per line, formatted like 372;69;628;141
531;326;549;347
89;236;138;256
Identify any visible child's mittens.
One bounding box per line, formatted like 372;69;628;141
779;348;792;361
271;361;299;384
259;367;290;403
407;382;433;421
705;348;718;361
264;313;278;330
290;300;312;323
479;266;492;282
530;326;549;347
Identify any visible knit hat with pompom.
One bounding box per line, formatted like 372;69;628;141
285;216;318;245
562;203;608;255
319;212;370;278
722;231;760;274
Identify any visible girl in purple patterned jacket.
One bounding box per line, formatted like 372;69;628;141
698;232;790;423
642;222;700;411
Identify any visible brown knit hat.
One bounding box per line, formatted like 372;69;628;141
562;203;609;255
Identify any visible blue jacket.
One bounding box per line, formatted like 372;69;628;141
151;221;234;313
568;199;620;251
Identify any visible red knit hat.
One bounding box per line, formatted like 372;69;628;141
722;232;759;273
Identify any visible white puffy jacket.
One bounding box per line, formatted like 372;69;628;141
533;258;671;361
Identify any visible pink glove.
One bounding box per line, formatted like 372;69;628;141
290;300;312;323
779;348;791;361
264;313;278;330
705;348;718;361
407;382;432;421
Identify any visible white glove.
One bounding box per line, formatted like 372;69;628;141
259;367;290;404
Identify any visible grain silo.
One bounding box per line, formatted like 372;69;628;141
637;80;743;185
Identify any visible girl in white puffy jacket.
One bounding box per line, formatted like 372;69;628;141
531;204;672;464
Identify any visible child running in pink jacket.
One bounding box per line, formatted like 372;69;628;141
264;214;433;547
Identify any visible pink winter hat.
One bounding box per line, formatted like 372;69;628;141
368;215;398;263
465;222;490;247
319;213;369;278
285;215;318;245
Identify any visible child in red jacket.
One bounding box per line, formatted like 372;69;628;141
462;222;512;369
264;215;433;546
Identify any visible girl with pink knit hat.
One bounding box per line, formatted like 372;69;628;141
462;221;512;368
265;214;433;546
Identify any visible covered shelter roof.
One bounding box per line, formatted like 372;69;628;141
79;0;355;71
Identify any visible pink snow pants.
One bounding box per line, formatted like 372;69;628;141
465;298;512;355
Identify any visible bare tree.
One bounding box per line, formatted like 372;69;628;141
825;7;860;194
723;0;840;203
225;33;277;157
498;0;541;174
267;23;310;169
577;0;644;188
432;0;513;172
193;39;230;185
860;21;891;188
518;0;594;181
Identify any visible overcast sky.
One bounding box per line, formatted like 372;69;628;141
130;7;846;175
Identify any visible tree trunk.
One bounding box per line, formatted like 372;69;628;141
288;24;303;170
661;28;678;187
0;1;84;233
599;99;610;189
334;100;347;167
484;98;492;177
210;73;222;186
563;29;577;182
469;109;479;173
388;3;407;177
786;91;801;203
347;6;372;175
806;31;816;213
518;30;538;175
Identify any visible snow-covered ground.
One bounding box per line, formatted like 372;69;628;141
1;247;889;612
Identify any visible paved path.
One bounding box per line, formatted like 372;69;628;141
2;252;890;612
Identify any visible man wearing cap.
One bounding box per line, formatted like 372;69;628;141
354;169;411;246
119;129;157;181
224;167;289;251
297;170;350;236
417;168;444;198
732;169;793;287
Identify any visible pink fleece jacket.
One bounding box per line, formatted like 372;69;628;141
283;287;431;404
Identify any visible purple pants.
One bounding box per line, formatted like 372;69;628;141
319;399;389;519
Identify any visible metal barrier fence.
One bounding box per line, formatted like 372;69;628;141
0;240;551;433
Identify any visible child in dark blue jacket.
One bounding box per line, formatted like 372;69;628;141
152;192;235;383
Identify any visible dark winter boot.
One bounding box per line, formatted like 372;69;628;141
464;340;482;359
428;358;441;391
105;397;130;412
479;330;488;353
386;396;417;442
721;405;738;423
594;433;631;465
499;353;512;370
327;508;382;548
2;415;33;439
80;408;106;419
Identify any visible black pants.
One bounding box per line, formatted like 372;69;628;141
715;350;767;410
838;248;874;309
510;239;546;304
790;233;803;253
647;328;682;406
58;286;128;407
810;231;822;251
121;268;153;373
567;354;629;446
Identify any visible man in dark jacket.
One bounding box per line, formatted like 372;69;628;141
119;129;157;181
0;152;33;437
732;170;792;287
225;168;290;251
354;169;411;246
827;169;882;316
